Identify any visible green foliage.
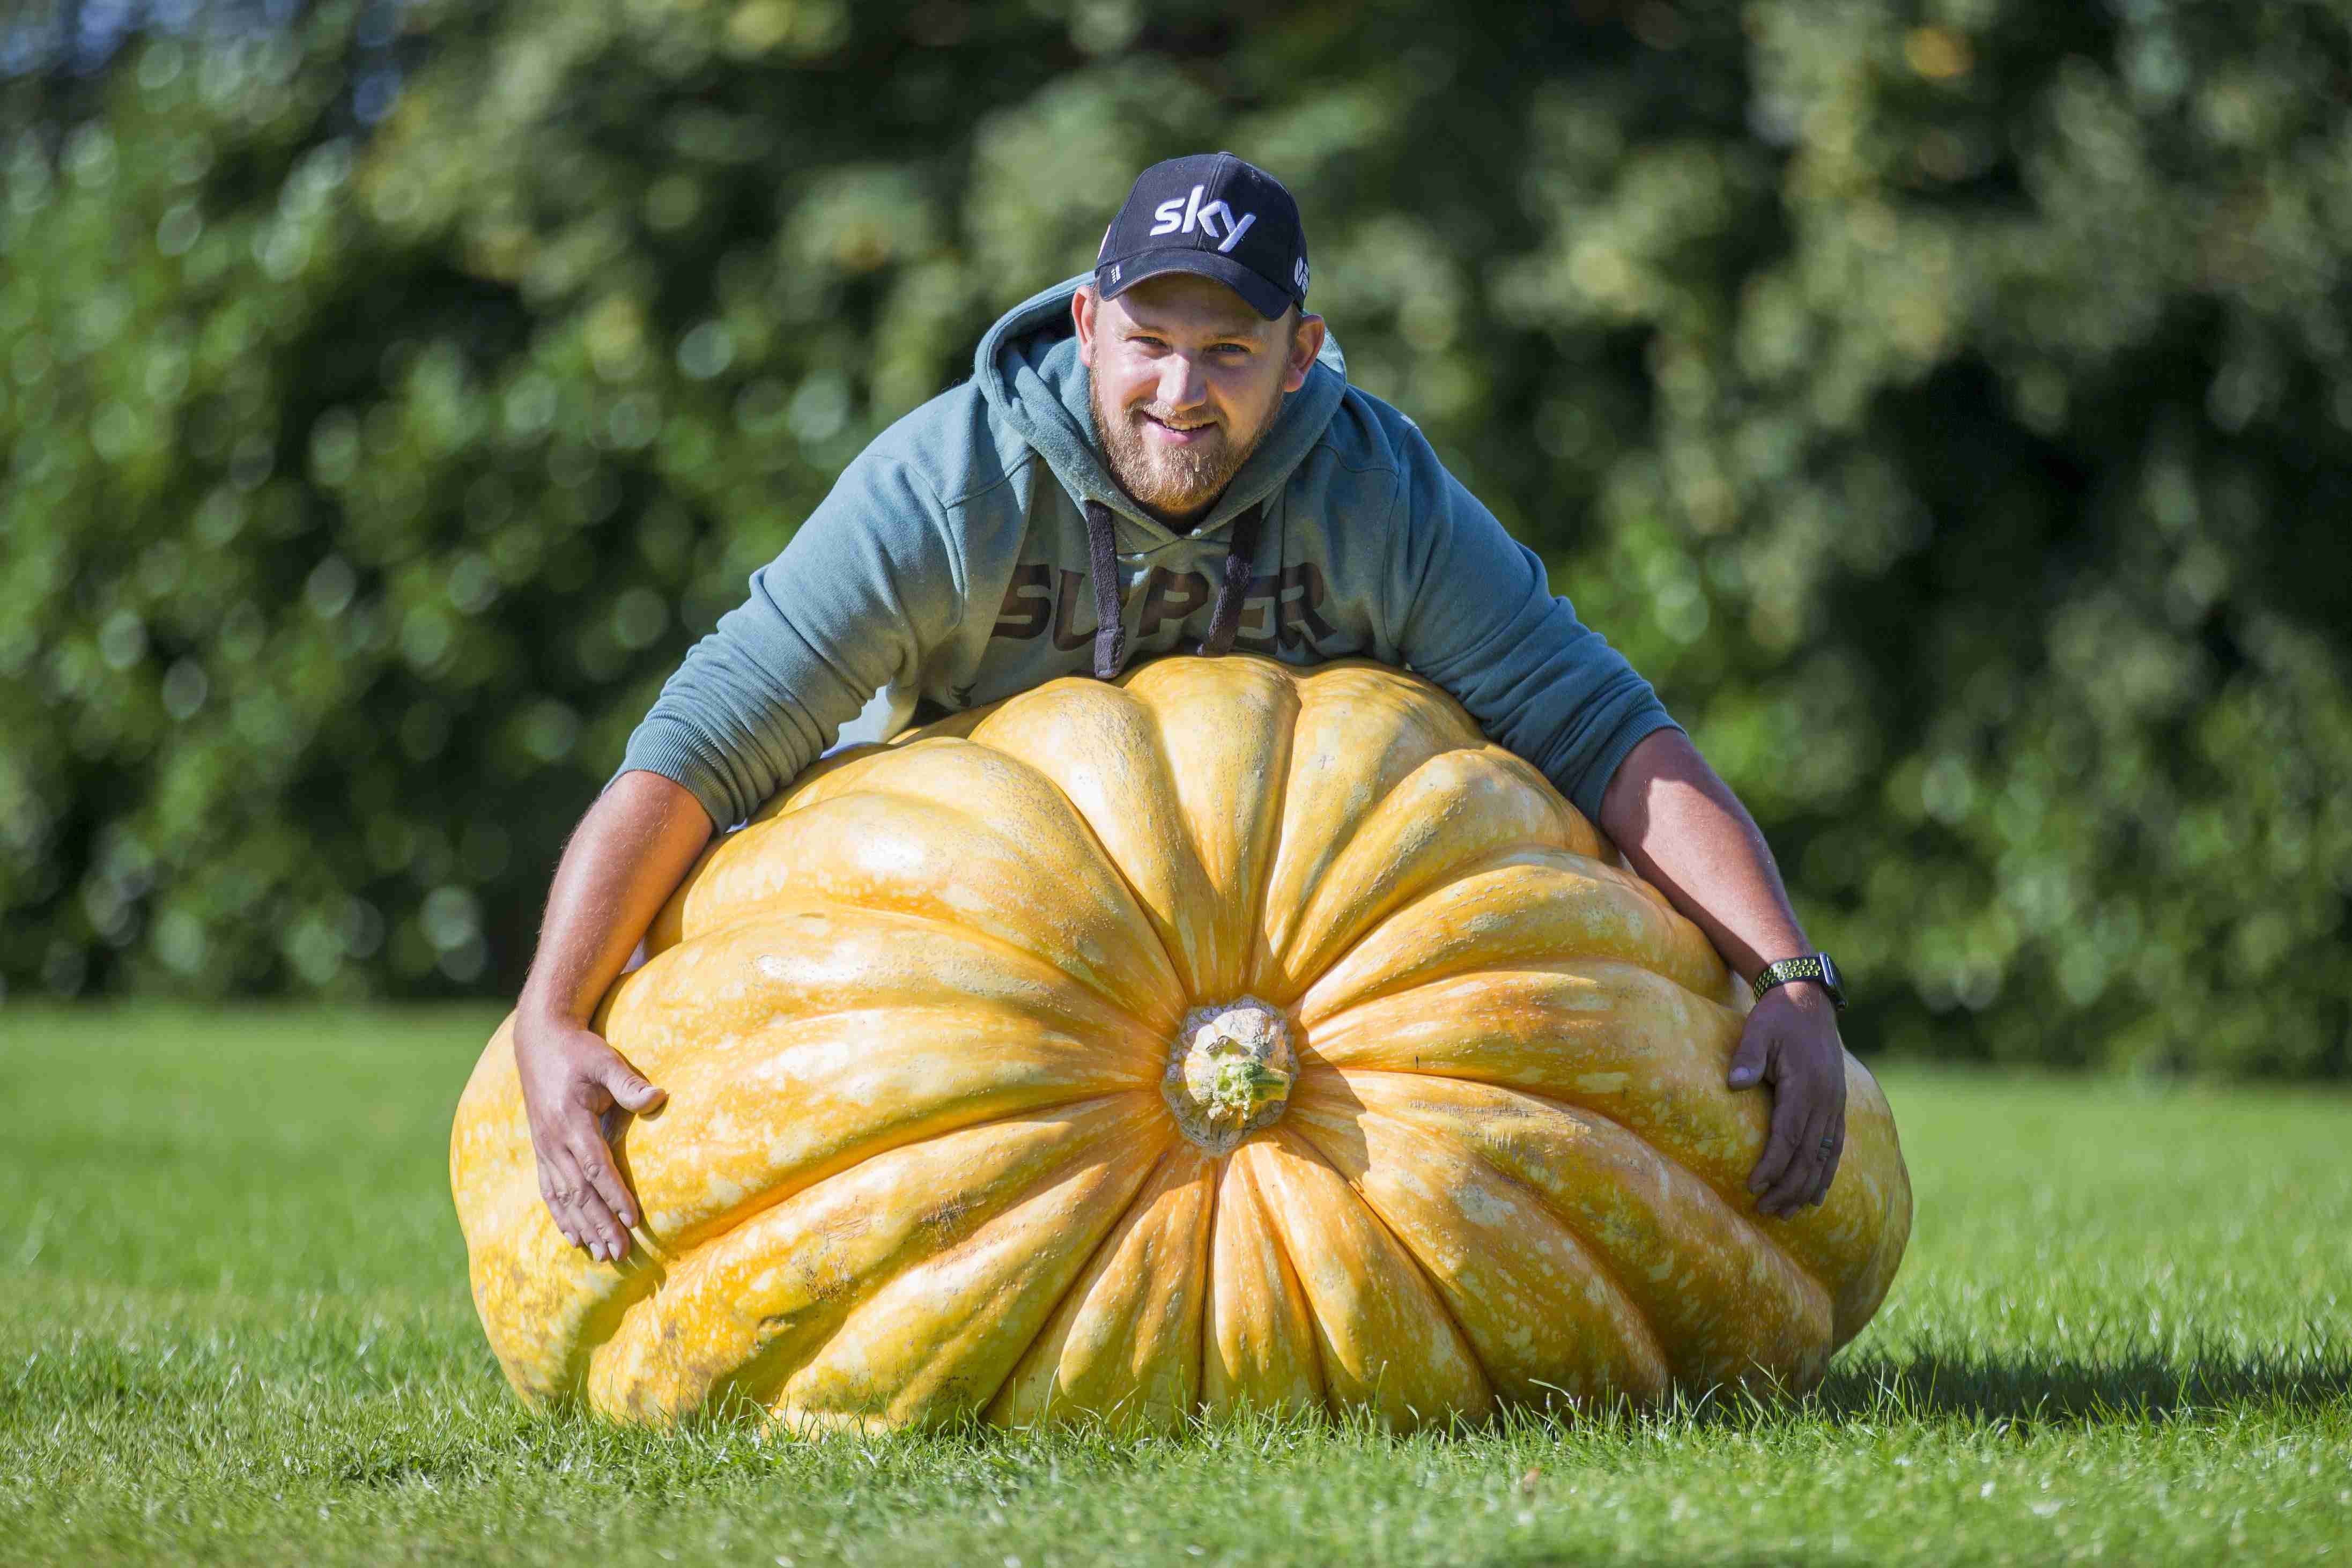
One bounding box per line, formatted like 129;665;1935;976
1;2;2346;1072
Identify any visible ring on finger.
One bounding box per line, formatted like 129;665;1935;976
1817;1135;1835;1156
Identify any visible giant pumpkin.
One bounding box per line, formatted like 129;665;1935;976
451;656;1910;1432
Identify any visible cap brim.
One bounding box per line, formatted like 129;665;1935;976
1094;248;1292;320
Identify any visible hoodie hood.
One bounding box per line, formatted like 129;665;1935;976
973;272;1350;543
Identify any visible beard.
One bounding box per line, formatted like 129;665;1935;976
1090;376;1282;527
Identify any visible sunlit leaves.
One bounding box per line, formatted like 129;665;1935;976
0;3;2344;1070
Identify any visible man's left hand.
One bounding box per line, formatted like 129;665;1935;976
1726;981;1847;1218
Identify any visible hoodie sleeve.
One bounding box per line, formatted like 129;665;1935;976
1386;427;1681;825
612;454;966;830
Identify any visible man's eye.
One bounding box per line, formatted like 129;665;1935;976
1210;343;1251;357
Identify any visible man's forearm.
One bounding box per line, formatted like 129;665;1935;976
1597;727;1848;1213
517;769;716;1027
1594;728;1807;981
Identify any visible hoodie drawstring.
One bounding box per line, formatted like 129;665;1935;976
1198;501;1264;657
1083;500;1127;680
1083;499;1266;681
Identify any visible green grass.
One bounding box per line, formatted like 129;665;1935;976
3;1005;2347;1566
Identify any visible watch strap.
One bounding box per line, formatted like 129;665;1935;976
1752;954;1844;1010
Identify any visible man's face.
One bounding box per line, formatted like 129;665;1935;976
1075;273;1326;528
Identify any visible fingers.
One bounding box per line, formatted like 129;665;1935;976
1745;1058;1808;1209
1742;1061;1847;1218
1764;1103;1847;1216
1808;1118;1846;1209
574;1045;662;1256
552;1075;638;1262
515;1019;665;1266
535;1137;631;1263
1732;998;1850;1219
1725;1025;1770;1091
596;1052;668;1116
573;1120;643;1240
1757;1105;1828;1218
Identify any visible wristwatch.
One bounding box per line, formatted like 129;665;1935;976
1751;952;1846;1011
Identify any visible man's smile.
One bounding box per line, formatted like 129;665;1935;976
1141;410;1219;445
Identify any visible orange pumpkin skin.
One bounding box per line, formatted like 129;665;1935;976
450;656;1911;1432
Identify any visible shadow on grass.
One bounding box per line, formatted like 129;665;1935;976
1812;1338;2352;1426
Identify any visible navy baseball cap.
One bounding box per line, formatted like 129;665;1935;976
1094;152;1309;321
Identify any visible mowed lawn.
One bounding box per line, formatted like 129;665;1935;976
2;1007;2346;1566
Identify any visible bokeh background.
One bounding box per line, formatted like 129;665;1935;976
4;0;2347;1076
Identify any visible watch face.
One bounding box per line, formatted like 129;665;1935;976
1817;952;1845;1002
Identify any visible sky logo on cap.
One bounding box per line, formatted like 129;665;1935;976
1097;152;1307;320
1147;185;1259;254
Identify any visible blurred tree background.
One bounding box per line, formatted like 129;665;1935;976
3;0;2347;1076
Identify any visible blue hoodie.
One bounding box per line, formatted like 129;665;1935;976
617;275;1680;830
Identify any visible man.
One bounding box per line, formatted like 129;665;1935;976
514;153;1852;1266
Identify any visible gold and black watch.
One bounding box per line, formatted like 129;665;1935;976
1751;952;1846;1011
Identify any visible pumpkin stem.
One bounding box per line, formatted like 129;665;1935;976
1163;997;1296;1155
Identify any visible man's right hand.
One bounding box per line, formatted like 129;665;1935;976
509;767;714;1264
513;1010;668;1264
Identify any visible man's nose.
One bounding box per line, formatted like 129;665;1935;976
1157;356;1209;412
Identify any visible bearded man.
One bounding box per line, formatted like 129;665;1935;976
512;154;1854;1265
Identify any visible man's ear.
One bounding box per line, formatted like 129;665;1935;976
1073;287;1098;366
1283;313;1328;394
